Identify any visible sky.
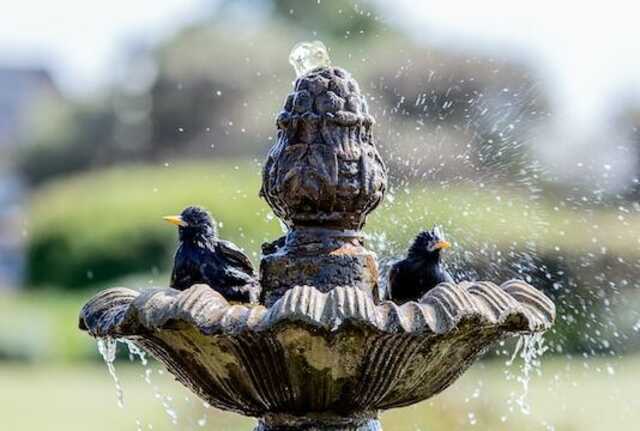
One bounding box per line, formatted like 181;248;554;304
0;0;213;94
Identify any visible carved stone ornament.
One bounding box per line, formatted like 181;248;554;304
258;63;387;306
260;65;387;232
79;43;555;431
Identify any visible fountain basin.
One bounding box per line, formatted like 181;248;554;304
79;280;554;429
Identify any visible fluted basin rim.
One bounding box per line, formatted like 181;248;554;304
79;280;555;338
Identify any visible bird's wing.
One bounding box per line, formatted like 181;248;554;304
387;263;401;300
170;263;178;288
216;240;255;276
169;246;181;289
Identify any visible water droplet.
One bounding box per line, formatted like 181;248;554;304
124;339;148;366
289;40;331;77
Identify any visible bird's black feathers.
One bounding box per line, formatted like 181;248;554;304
216;240;255;276
168;206;259;303
388;226;453;304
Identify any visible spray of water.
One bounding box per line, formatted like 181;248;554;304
123;339;180;426
95;337;187;427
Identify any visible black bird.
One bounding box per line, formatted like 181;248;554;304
164;206;260;303
388;227;453;304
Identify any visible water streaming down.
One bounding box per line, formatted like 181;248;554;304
95;337;187;428
124;339;181;426
96;337;125;408
505;333;548;416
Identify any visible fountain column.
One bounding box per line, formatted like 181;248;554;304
256;413;381;431
259;60;387;306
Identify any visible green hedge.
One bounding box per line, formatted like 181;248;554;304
27;161;282;289
27;160;639;290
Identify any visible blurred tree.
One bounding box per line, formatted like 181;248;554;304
149;76;237;158
17;97;117;185
147;22;295;158
266;0;383;40
363;47;550;184
17;0;548;189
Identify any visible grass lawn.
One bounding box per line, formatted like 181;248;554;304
0;353;635;431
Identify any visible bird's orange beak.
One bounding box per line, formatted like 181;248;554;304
434;240;451;250
163;215;187;227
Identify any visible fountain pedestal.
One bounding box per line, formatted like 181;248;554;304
256;413;381;431
259;228;381;306
78;46;555;431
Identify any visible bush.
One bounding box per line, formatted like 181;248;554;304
25;159;532;289
27;159;640;291
27;160;282;289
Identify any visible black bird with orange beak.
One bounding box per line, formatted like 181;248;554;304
388;226;454;304
164;206;260;303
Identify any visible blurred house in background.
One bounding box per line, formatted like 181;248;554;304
0;176;24;290
0;67;59;161
0;66;59;290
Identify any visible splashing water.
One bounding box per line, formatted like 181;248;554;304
122;340;180;425
505;333;547;416
97;337;125;408
96;338;182;426
289;40;331;77
123;339;148;366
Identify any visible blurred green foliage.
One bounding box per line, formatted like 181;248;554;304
26;160;281;289
17;97;118;185
17;0;545;187
24;160;640;357
0;291;93;362
27;160;640;289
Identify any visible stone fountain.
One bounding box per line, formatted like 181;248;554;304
79;42;555;431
